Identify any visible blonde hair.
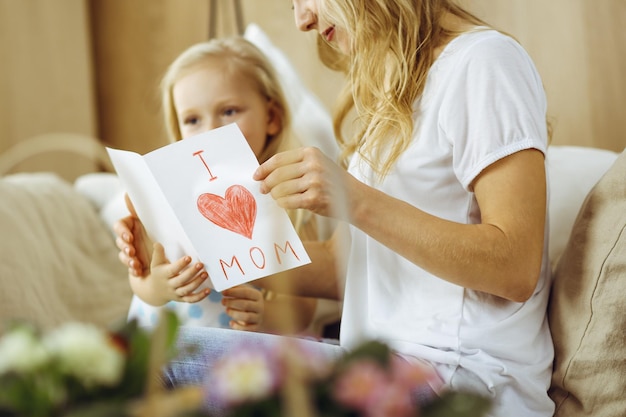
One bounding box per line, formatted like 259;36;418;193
160;36;292;164
318;0;487;179
160;36;313;235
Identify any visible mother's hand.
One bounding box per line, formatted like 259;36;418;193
253;147;357;220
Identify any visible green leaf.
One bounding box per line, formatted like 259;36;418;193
421;391;492;417
336;340;391;368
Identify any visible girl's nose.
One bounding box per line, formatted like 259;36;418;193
293;1;317;32
207;117;223;131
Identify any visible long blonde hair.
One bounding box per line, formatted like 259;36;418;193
318;0;487;178
160;36;293;164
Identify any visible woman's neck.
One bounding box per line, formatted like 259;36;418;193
433;12;479;59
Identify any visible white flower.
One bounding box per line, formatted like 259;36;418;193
212;349;277;405
44;322;125;387
0;327;50;374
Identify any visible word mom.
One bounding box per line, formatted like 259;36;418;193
218;239;303;280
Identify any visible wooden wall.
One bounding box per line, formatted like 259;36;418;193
0;0;99;178
466;0;626;150
89;0;341;154
90;0;211;153
1;0;625;168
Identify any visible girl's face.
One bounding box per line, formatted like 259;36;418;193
292;0;349;54
172;60;281;159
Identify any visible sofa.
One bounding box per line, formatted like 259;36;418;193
0;171;132;331
546;146;626;417
1;143;624;417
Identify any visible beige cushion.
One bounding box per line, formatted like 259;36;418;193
548;148;626;417
0;173;132;331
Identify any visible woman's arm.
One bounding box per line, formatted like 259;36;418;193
255;147;546;302
352;149;546;301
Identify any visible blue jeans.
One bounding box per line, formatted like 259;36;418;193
160;327;346;415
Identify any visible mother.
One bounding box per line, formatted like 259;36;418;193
122;1;554;416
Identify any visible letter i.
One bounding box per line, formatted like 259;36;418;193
193;150;217;181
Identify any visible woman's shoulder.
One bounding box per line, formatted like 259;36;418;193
445;28;528;62
434;27;537;83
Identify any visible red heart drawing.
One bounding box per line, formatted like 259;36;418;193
197;185;257;239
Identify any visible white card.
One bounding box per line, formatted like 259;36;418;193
106;123;310;292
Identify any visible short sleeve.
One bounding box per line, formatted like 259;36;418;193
439;32;548;189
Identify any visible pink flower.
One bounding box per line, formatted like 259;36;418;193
390;355;431;390
275;339;333;381
332;358;388;412
332;355;431;417
208;346;280;406
365;381;417;417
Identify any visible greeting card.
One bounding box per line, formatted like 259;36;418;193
106;124;310;292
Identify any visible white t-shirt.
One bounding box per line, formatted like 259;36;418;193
340;30;554;417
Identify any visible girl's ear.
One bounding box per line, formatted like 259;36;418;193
266;100;284;137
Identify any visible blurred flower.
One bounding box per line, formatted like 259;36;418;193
44;322;125;387
0;314;492;417
0;325;49;374
0;312;187;417
211;346;278;405
204;340;492;417
332;358;388;411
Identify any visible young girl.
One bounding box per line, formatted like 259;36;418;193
115;36;324;335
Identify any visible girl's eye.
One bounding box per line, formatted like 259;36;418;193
222;108;239;117
183;116;199;125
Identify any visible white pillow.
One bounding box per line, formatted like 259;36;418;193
244;23;339;163
546;145;619;269
74;172;130;236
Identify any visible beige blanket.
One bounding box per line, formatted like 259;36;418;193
0;173;132;331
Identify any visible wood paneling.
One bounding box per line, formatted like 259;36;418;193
0;0;96;151
89;0;343;154
90;0;211;153
86;0;626;154
465;0;626;151
2;0;624;162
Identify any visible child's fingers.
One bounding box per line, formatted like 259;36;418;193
221;285;262;301
226;309;261;327
168;260;204;286
173;270;209;299
113;217;133;241
115;235;133;253
229;320;261;332
150;243;171;267
117;247;144;276
180;287;211;303
124;193;138;217
222;295;263;315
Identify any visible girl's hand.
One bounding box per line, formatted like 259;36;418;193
147;243;210;304
253;147;358;221
114;215;152;277
114;194;152;277
221;285;265;331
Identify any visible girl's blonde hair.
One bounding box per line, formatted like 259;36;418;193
160;36;293;164
318;0;487;179
160;36;315;237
